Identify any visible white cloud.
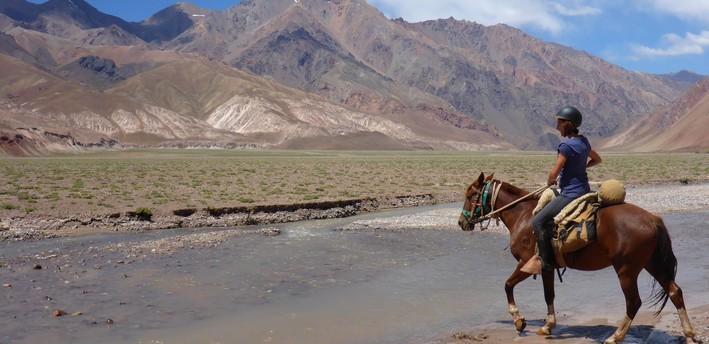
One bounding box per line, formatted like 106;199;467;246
646;0;709;24
625;1;709;60
633;30;709;56
367;0;601;35
553;3;601;16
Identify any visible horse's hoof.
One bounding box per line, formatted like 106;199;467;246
603;338;617;344
514;317;527;332
536;327;551;336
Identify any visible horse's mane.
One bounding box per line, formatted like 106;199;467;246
499;180;533;199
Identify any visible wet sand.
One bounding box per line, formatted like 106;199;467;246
441;303;709;344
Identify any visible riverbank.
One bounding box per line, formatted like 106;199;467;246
329;183;709;234
2;182;708;241
0;193;459;241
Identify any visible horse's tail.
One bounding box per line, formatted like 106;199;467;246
648;217;677;316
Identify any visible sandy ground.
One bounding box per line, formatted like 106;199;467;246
440;303;709;344
435;303;709;343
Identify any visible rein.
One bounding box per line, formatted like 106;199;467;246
462;182;550;229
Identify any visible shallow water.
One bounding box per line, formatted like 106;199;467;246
1;206;707;344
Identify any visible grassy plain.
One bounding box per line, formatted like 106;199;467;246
1;150;707;218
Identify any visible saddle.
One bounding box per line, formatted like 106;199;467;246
552;193;600;266
533;189;600;268
533;179;626;268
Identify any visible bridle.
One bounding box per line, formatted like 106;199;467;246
461;180;550;231
460;180;502;230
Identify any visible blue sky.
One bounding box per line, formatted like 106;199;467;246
29;0;709;75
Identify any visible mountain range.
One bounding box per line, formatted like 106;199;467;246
0;0;707;156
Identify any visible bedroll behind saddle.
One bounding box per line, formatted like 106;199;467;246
598;179;626;206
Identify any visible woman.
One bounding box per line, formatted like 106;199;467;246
524;106;602;274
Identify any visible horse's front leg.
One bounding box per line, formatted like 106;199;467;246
537;269;557;336
505;261;532;332
604;271;642;344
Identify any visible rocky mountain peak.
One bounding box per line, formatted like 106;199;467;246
0;0;41;22
659;78;709;127
659;70;707;85
38;0;125;29
134;2;209;42
1;0;706;155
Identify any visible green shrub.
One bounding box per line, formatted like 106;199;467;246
135;207;153;221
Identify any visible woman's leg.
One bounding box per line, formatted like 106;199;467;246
531;196;574;270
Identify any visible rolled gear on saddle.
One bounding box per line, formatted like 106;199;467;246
598;179;625;206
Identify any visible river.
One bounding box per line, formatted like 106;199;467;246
1;205;707;344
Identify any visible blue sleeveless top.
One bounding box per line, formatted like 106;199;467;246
558;135;591;198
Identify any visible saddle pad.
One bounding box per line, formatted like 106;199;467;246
554;195;600;253
554;192;599;226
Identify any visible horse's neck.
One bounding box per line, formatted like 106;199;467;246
495;182;535;234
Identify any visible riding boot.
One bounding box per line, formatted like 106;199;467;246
521;233;554;275
536;234;554;272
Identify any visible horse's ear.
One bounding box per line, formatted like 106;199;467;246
485;172;495;181
476;172;485;185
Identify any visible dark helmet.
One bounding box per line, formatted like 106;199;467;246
555;106;582;127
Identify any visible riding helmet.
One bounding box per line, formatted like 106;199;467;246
555;106;582;127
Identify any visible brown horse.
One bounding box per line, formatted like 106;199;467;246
457;173;698;344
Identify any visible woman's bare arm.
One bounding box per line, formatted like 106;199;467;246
587;148;602;168
547;153;566;185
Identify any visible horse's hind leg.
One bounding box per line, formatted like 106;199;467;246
647;269;698;343
505;262;532;332
669;282;698;343
645;218;698;342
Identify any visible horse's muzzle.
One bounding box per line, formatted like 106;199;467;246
458;218;473;231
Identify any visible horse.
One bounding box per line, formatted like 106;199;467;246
457;173;698;344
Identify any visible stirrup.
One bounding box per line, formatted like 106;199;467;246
521;256;543;275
